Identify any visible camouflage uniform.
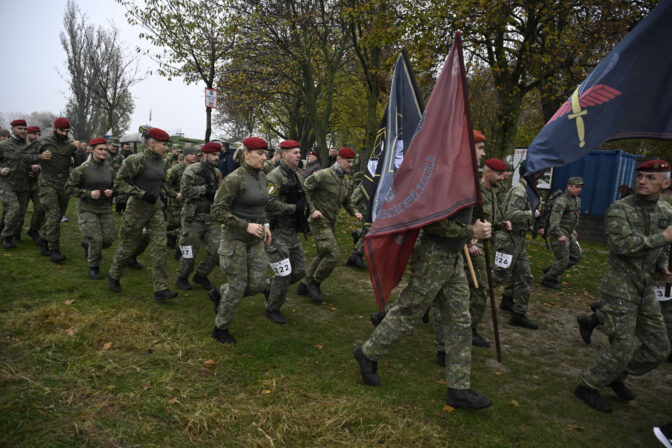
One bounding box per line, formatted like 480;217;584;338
0;134;30;239
164;161;187;243
349;181;369;259
64;157;116;267
492;180;534;315
106;150;127;214
26;155;44;237
301;164;359;286
363;209;475;389
545;190;582;282
580;194;672;390
109;149;170;292
176;161;221;280
265;160;307;312
212;162;269;330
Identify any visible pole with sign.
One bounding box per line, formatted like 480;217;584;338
205;88;218;108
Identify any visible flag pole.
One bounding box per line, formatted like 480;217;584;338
455;31;502;363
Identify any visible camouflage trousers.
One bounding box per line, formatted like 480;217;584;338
38;184;69;249
305;219;339;284
363;237;472;389
661;300;672;349
545;235;582;281
580;291;671;390
165;203;182;239
215;228;269;329
467;245;489;328
177;214;220;280
76;207;115;267
265;227;306;312
0;187;29;238
491;232;534;314
109;196;169;292
350;225;368;257
27;181;44;233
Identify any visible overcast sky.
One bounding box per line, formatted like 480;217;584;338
0;0;212;139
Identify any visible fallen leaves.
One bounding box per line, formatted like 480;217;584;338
511;400;519;407
64;299;75;305
141;383;151;390
102;342;112;350
568;424;585;431
64;328;75;336
314;344;323;350
167;397;178;405
203;359;215;367
442;404;455;412
436;379;447;385
261;389;271;395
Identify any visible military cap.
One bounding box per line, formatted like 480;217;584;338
280;139;300;149
183;146;197;156
636;160;670;172
0;129;9;137
147;127;170;142
242;137;268;150
201;142;222;153
10;119;27;127
53;117;70;129
485;158;507;171
473;130;486;143
89;137;107;147
337;147;356;159
567;176;584;185
109;137;120;147
26;126;40;133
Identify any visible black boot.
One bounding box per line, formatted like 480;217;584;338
2;236;16;249
154;289;178;301
346;253;367;269
542;265;551;274
577;314;597;344
351;229;360;244
509;313;538;330
39;239;51;256
370;310;387;327
27;228;40;244
167;234;176;249
499;295;514;312
192;273;215;291
574;384;612;413
108;271;121;293
50;245;66;263
13;233;21;242
211;326;236;344
81;240;89;258
354;346;380;386
88;266;101;280
208;288;221;315
589;302;603;313
608;380;636;401
436;351;446;367
265;309;287;324
446;388;492;410
471;327;490;348
174;247;181;260
541;277;562;290
297;282;310;297
306;279;324;303
176;277;193;290
127;256;143;270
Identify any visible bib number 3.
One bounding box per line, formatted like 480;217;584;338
270;258;292;277
494;252;513;269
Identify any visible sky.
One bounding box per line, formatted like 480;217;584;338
0;0;211;139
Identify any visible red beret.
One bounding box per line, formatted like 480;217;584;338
147;127;170;142
280;139;300;149
201;142;222;153
53;117;70;129
337;147;356;159
473;130;486;143
242;137;268;150
485;158;507;171
636;160;670;172
89;137;107;147
26;126;40;133
10;119;27;127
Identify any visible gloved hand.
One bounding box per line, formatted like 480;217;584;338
142;192;157;205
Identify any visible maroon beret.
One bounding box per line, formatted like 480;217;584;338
201;141;222;153
279;139;300;149
89;137;107;147
147;127;170;142
53;117;70;129
26;126;40;133
636;160;670;172
473;130;486;143
10;119;27;127
242;137;268;150
337;147;356;159
308;150;318;157
485;158;507;171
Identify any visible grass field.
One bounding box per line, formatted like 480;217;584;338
1;202;671;447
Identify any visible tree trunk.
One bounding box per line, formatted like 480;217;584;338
205;107;212;142
362;45;381;170
491;90;524;160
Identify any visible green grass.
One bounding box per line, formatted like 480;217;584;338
1;203;670;447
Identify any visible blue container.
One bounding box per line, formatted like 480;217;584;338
551;150;642;217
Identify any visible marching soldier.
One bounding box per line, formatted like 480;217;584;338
346;174;368;270
0;119;30;249
25;126;44;244
106;138;124;171
165;146;197;252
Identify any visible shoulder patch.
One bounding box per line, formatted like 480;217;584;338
267;182;279;195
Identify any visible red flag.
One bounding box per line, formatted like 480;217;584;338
364;33;479;309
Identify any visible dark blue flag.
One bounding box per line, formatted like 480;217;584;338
526;0;672;176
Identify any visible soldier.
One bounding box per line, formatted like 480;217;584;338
217;141;238;178
165;146;197;252
175;142;222;292
298;147;362;302
106;138;124;171
0;129;9;141
492;160;539;329
263;148;281;174
541;177;584;290
304;150;321;177
64;137;116;280
345;178;368;270
264;139;308;324
73;140;88;167
0;119;30;249
353;139;494;409
574;160;672;413
121;142;133;158
25;126;44;244
209;137;271;344
107;127;178;301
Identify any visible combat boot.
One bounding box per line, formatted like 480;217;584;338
589;302;603;313
88;266;101;280
50;246;66;263
542;265;551;274
446;388;492;410
306;279;324;303
541;277;561;290
208;288;221;315
81;241;89;258
354;346;380;386
174;247;181;260
166;234;177;249
39;239;51;256
211;326;236;344
370;310;386;327
108;272;121;293
192;273;215;291
577;313;597;344
265;309;287;325
471;327;490;348
2;237;16;249
346;253;366;269
608;380;636;401
509;313;538;330
176;277;193;290
127;256;143;270
154;289;178;301
297;282;310;298
574;384;612;413
436;351;446;367
351;229;360;244
499;295;514;312
27;229;40;244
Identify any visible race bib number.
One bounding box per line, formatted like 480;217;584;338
270;258;292;276
494;251;513;269
653;286;672;302
179;245;193;259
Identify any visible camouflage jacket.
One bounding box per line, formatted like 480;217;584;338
164;161;187;204
181;161;221;219
421;207;475;254
114;149;167;205
350;182;368;218
64;157;116;213
304;164;358;225
0;135;30;191
500;180;533;236
266;160;305;230
106;151;125;172
602;194;672;298
30;134;76;188
548;190;581;239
